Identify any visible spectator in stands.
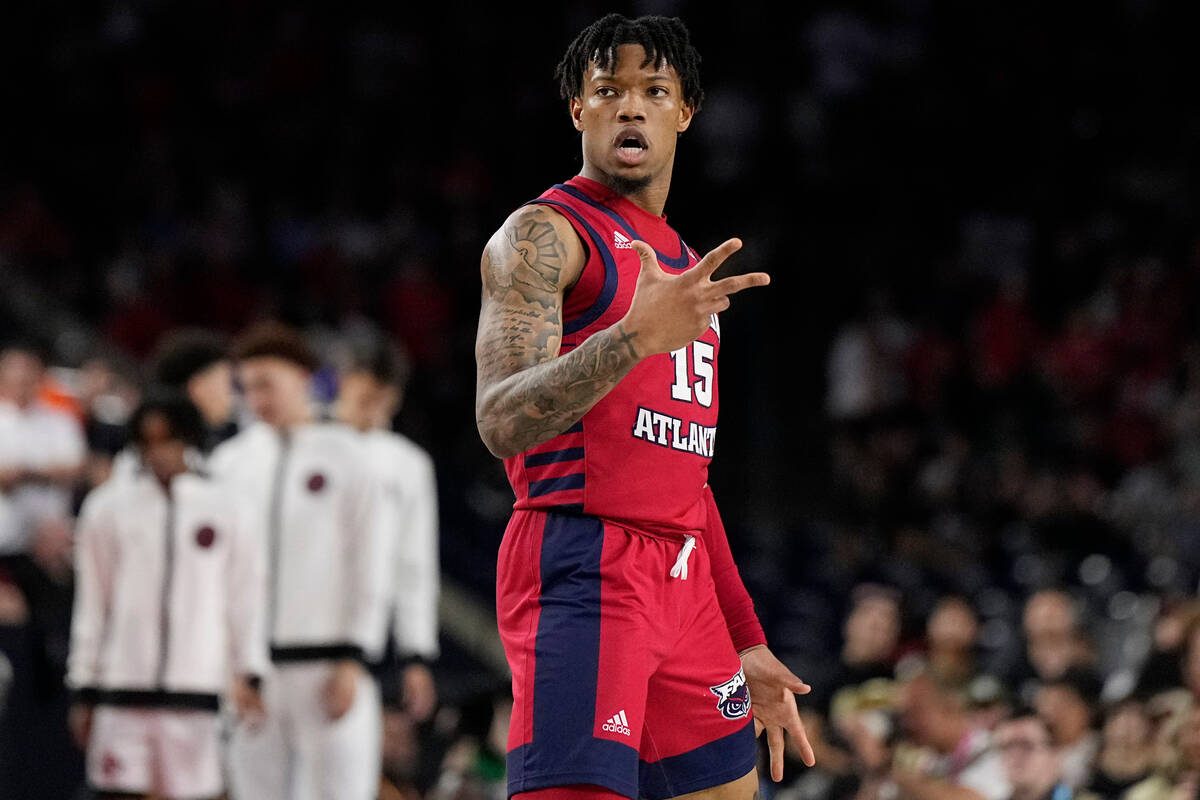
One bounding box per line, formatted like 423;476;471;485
893;670;1010;800
1035;668;1102;789
1018;591;1093;698
1085;697;1154;798
994;710;1096;800
1125;705;1200;800
821;584;902;712
927;595;980;686
0;341;84;559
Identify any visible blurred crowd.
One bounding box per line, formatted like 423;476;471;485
2;0;1200;799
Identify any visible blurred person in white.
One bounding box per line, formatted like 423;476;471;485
333;337;438;720
994;710;1098;800
0;341;84;560
1084;697;1154;798
67;391;265;799
1035;668;1102;790
212;321;390;800
891;670;1010;800
109;330;237;484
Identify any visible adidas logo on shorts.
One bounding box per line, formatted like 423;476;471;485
613;230;633;249
601;709;631;736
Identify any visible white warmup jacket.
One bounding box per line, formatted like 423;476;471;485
209;422;390;666
67;469;266;710
364;430;439;660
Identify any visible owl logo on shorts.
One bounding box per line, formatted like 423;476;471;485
709;668;751;720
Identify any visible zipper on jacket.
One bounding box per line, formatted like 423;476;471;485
267;431;292;643
156;487;176;688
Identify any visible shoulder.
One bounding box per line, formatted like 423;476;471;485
368;431;434;475
210;423;269;466
303;422;372;462
482;203;587;290
79;479;122;519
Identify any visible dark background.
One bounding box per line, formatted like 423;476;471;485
2;1;1199;796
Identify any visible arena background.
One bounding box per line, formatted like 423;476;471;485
2;1;1199;798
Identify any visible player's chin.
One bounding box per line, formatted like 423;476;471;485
604;159;654;182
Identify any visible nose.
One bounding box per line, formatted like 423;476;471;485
616;90;646;121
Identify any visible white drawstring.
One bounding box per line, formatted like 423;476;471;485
670;535;697;580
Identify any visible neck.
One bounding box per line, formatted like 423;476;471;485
156;470;184;490
275;408;313;432
579;162;673;216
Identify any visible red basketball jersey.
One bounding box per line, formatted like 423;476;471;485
503;175;721;539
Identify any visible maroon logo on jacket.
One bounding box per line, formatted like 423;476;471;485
101;750;122;777
195;526;216;548
307;473;326;493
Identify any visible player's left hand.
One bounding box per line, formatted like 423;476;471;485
740;644;816;780
402;662;437;722
323;659;362;720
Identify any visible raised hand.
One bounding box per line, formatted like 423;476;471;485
622;238;770;358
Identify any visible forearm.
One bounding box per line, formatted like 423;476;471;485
702;486;766;652
476;321;642;458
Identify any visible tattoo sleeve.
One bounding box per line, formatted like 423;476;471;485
475;205;641;458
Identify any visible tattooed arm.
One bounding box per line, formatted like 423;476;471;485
474;204;641;459
474;204;768;460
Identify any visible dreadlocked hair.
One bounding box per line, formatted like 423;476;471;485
555;13;704;112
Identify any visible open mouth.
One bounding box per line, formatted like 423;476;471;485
614;128;648;164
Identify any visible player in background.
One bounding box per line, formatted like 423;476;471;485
475;14;814;800
212;322;390;800
108;329;237;484
333;338;439;720
66;391;265;800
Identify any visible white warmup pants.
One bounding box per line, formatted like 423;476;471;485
227;662;381;800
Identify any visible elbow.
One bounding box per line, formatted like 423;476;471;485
476;420;519;460
475;391;521;459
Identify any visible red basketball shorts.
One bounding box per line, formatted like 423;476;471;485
497;508;756;800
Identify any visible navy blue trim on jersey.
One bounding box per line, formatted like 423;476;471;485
524;447;586;468
638;720;757;799
554;183;691;270
565;420;584;434
524;199;619;336
507;513;639;799
528;473;586;498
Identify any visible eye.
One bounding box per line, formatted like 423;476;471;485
648;86;670;97
595;86;618;98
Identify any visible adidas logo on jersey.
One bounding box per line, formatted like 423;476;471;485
601;709;631;736
613;230;633;249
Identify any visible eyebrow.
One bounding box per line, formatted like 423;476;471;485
590;72;676;83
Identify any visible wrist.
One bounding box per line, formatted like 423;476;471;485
738;644;767;658
610;320;649;361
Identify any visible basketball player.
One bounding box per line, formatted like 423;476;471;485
109;329;236;484
212;322;390;800
67;392;265;800
474;13;815;800
333;339;439;719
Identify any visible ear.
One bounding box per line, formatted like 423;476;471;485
570;97;584;132
677;101;696;134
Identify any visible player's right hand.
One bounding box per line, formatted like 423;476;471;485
622;238;769;357
323;659;362;720
68;703;93;751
